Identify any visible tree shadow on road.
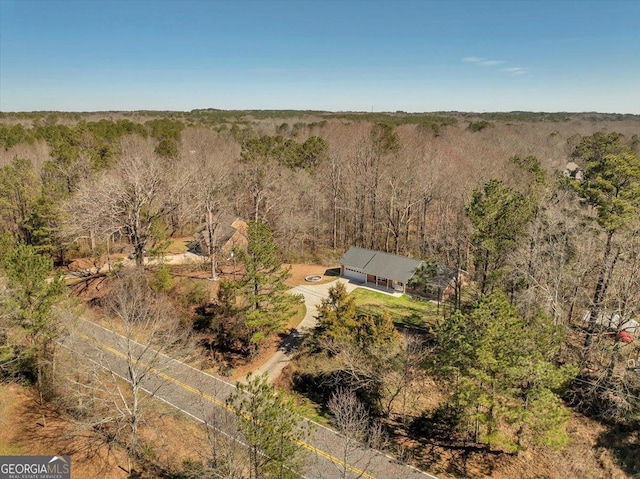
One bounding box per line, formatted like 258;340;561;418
277;328;305;354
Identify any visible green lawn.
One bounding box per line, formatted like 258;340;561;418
164;238;189;254
348;288;441;329
287;302;307;330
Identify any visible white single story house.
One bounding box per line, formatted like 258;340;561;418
339;246;422;293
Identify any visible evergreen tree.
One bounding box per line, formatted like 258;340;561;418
315;282;400;351
571;131;627;163
226;373;309;479
354;311;399;351
407;259;438;296
432;292;576;451
570;134;640;352
371;122;400;155
236;221;299;353
314;283;401;414
466;179;535;296
0;157;40;245
314;282;358;344
1;245;66;400
298;136;328;171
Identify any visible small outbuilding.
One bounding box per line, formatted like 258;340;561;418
581;311;638;335
339;246;422;293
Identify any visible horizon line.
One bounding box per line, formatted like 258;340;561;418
1;109;639;116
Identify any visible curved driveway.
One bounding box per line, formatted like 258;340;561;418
248;279;361;382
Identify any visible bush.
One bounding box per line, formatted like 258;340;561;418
151;264;174;293
468;120;492;132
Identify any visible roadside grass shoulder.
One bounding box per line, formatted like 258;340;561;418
281;389;331;426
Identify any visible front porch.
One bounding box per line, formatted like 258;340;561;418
366;273;404;293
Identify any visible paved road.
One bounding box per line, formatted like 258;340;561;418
67;317;438;479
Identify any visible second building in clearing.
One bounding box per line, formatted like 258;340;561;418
338;246;423;293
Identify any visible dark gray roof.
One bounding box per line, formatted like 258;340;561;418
339;247;422;283
339;246;376;270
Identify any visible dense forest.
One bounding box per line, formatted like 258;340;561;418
1;110;639;478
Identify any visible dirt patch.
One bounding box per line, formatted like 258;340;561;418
284;264;339;287
65;253;128;273
0;380;232;478
0;382;127;478
68;275;112;303
228;336;282;380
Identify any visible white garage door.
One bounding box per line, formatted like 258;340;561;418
343;267;366;283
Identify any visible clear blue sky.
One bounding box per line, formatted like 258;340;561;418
1;0;639;113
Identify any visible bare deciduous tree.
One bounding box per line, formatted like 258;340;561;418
327;388;385;479
186;136;235;280
380;333;429;422
189;376;248;479
66;136;191;265
64;270;191;474
507;188;585;325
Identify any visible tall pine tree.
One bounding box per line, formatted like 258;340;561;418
1;245;66;400
226;372;309;479
236;221;299;353
432;293;576;451
570;134;640;352
466;179;535;296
